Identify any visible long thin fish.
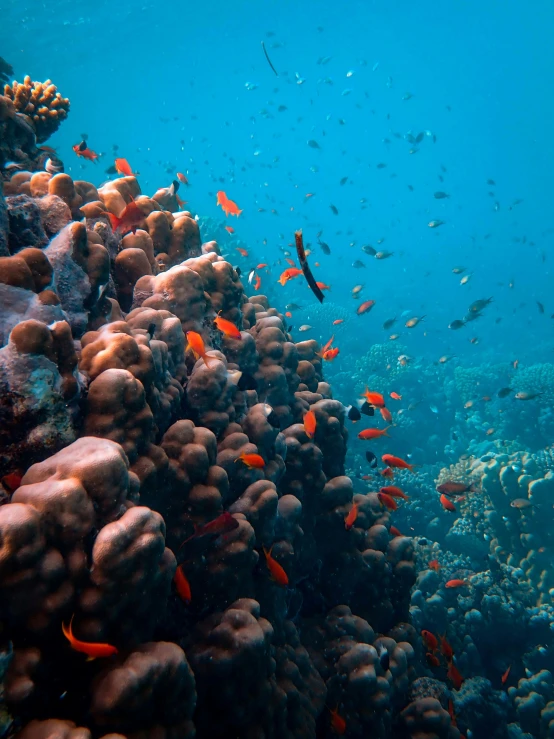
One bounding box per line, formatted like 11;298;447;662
295;229;324;303
262;41;279;76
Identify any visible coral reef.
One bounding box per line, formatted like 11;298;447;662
3;76;70;143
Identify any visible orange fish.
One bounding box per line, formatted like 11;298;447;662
344;502;359;530
174;565;192;604
380;407;392;422
285;311;292;318
175;194;187;209
422;630;438;652
380;485;408;500
389;525;402;537
319;335;335;355
358;427;391;440
446;579;468;589
380;467;394;479
285;257;296;267
357;300;376;315
426;652;441;667
333;319;344;325
1;471;22;492
440;635;454;661
428;559;441;572
304;410;317;439
186;331;219;368
114;158;137;177
440;494;457;512
447;661;464;689
62;616;117;659
378;492;398;510
256;263;268;269
322;347;340;361
225;225;235;234
263;546;289;586
329;706;346;735
108;197;145;235
216;190;242;217
254;274;261;291
382;454;414;471
176;172;189;185
278;267;303;286
237;452;265;469
390;392;402;400
214;314;242;339
236;247;248;257
501;664;511;685
72;141;98;161
362;388;386;407
316;282;331;291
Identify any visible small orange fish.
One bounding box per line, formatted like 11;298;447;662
382;454;414;471
501;664;511;685
380;485;408;500
389;525;402;537
380;467;394;479
362;388;386;407
322;347;340;361
380;407;393;422
186;331;219;368
440;635;454;661
358;427;391;440
320;335;335;355
357;300;376;315
254;274;261;291
107;196;145;235
344;502;359;530
256;263;268;269
421;630;438;652
428;559;441;572
447;661;464;689
236;247;248;257
316;282;331;291
377;492;397;510
263;546;289;586
426;652;441;667
174;565;192;604
214;314;242;339
62;616;117;659
285;311;292;318
175;194;187;209
114;158;137;177
329;706;346;735
72;141;98;161
278;267;303;286
446;579;468;589
216;190;242;217
440;494;457;512
333;319;344;325
237;452;265;469
390;392;402;400
285;257;296;267
176;172;189;185
225;225;235;234
304;410;317;439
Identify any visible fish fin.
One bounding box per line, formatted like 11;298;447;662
107;212;120;230
86;655;96;662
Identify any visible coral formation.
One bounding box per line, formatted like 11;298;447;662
3;76;70;143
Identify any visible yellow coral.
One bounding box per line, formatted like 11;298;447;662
4;75;70;142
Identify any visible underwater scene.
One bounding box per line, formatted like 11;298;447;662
1;0;554;736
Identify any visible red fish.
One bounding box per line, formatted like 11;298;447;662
440;635;454;661
501;664;511;685
422;630;438;652
439;494;456;512
174;565;192;604
108;196;145;235
263;546;289;586
447;661;464;689
256;263;268;269
446;579;468;589
285;257;296;267
114;158;137;177
217;190;242;217
428;559;441;572
176;172;189;185
378;492;398;510
380;486;408;500
362;388;386;407
322;347;340;361
186;331;219;368
181;512;239;546
380;407;393;422
62;616;117;659
72;141;98;161
382;454;414;471
316;281;331;291
357;300;376;315
254;274;261;291
389;525;402;537
344;502;359;530
380;467;394;479
333;319;345;325
214;314;242;339
1;471;23;492
225;225;235;234
358;427;391;440
278;267;303;286
426;652;441;667
304;410;317;439
390;392;402;400
237;452;265;469
329;706;346;735
236;247;248;257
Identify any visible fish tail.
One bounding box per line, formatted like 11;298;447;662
202;351;220;368
107;212;120;231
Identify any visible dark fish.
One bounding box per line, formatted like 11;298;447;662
437;481;475;495
498;387;512;398
237;373;258;391
347;405;362;422
147;322;157;337
434;191;450;199
362;244;377;255
318;239;331;255
307;139;321;149
487;179;496;185
352;260;365;268
234;266;242;276
415;132;424;144
383;317;397;330
105;164;117;175
45;156;64;174
537;301;545;314
378;643;390;671
469;297;493;313
365;451;378;468
360;401;375;417
376;162;387;169
449;320;466;330
286;303;302;311
330;204;339;215
340;176;348;185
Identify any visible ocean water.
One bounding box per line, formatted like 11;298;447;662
2;1;554;737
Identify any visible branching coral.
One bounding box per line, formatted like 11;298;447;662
3;76;70;142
